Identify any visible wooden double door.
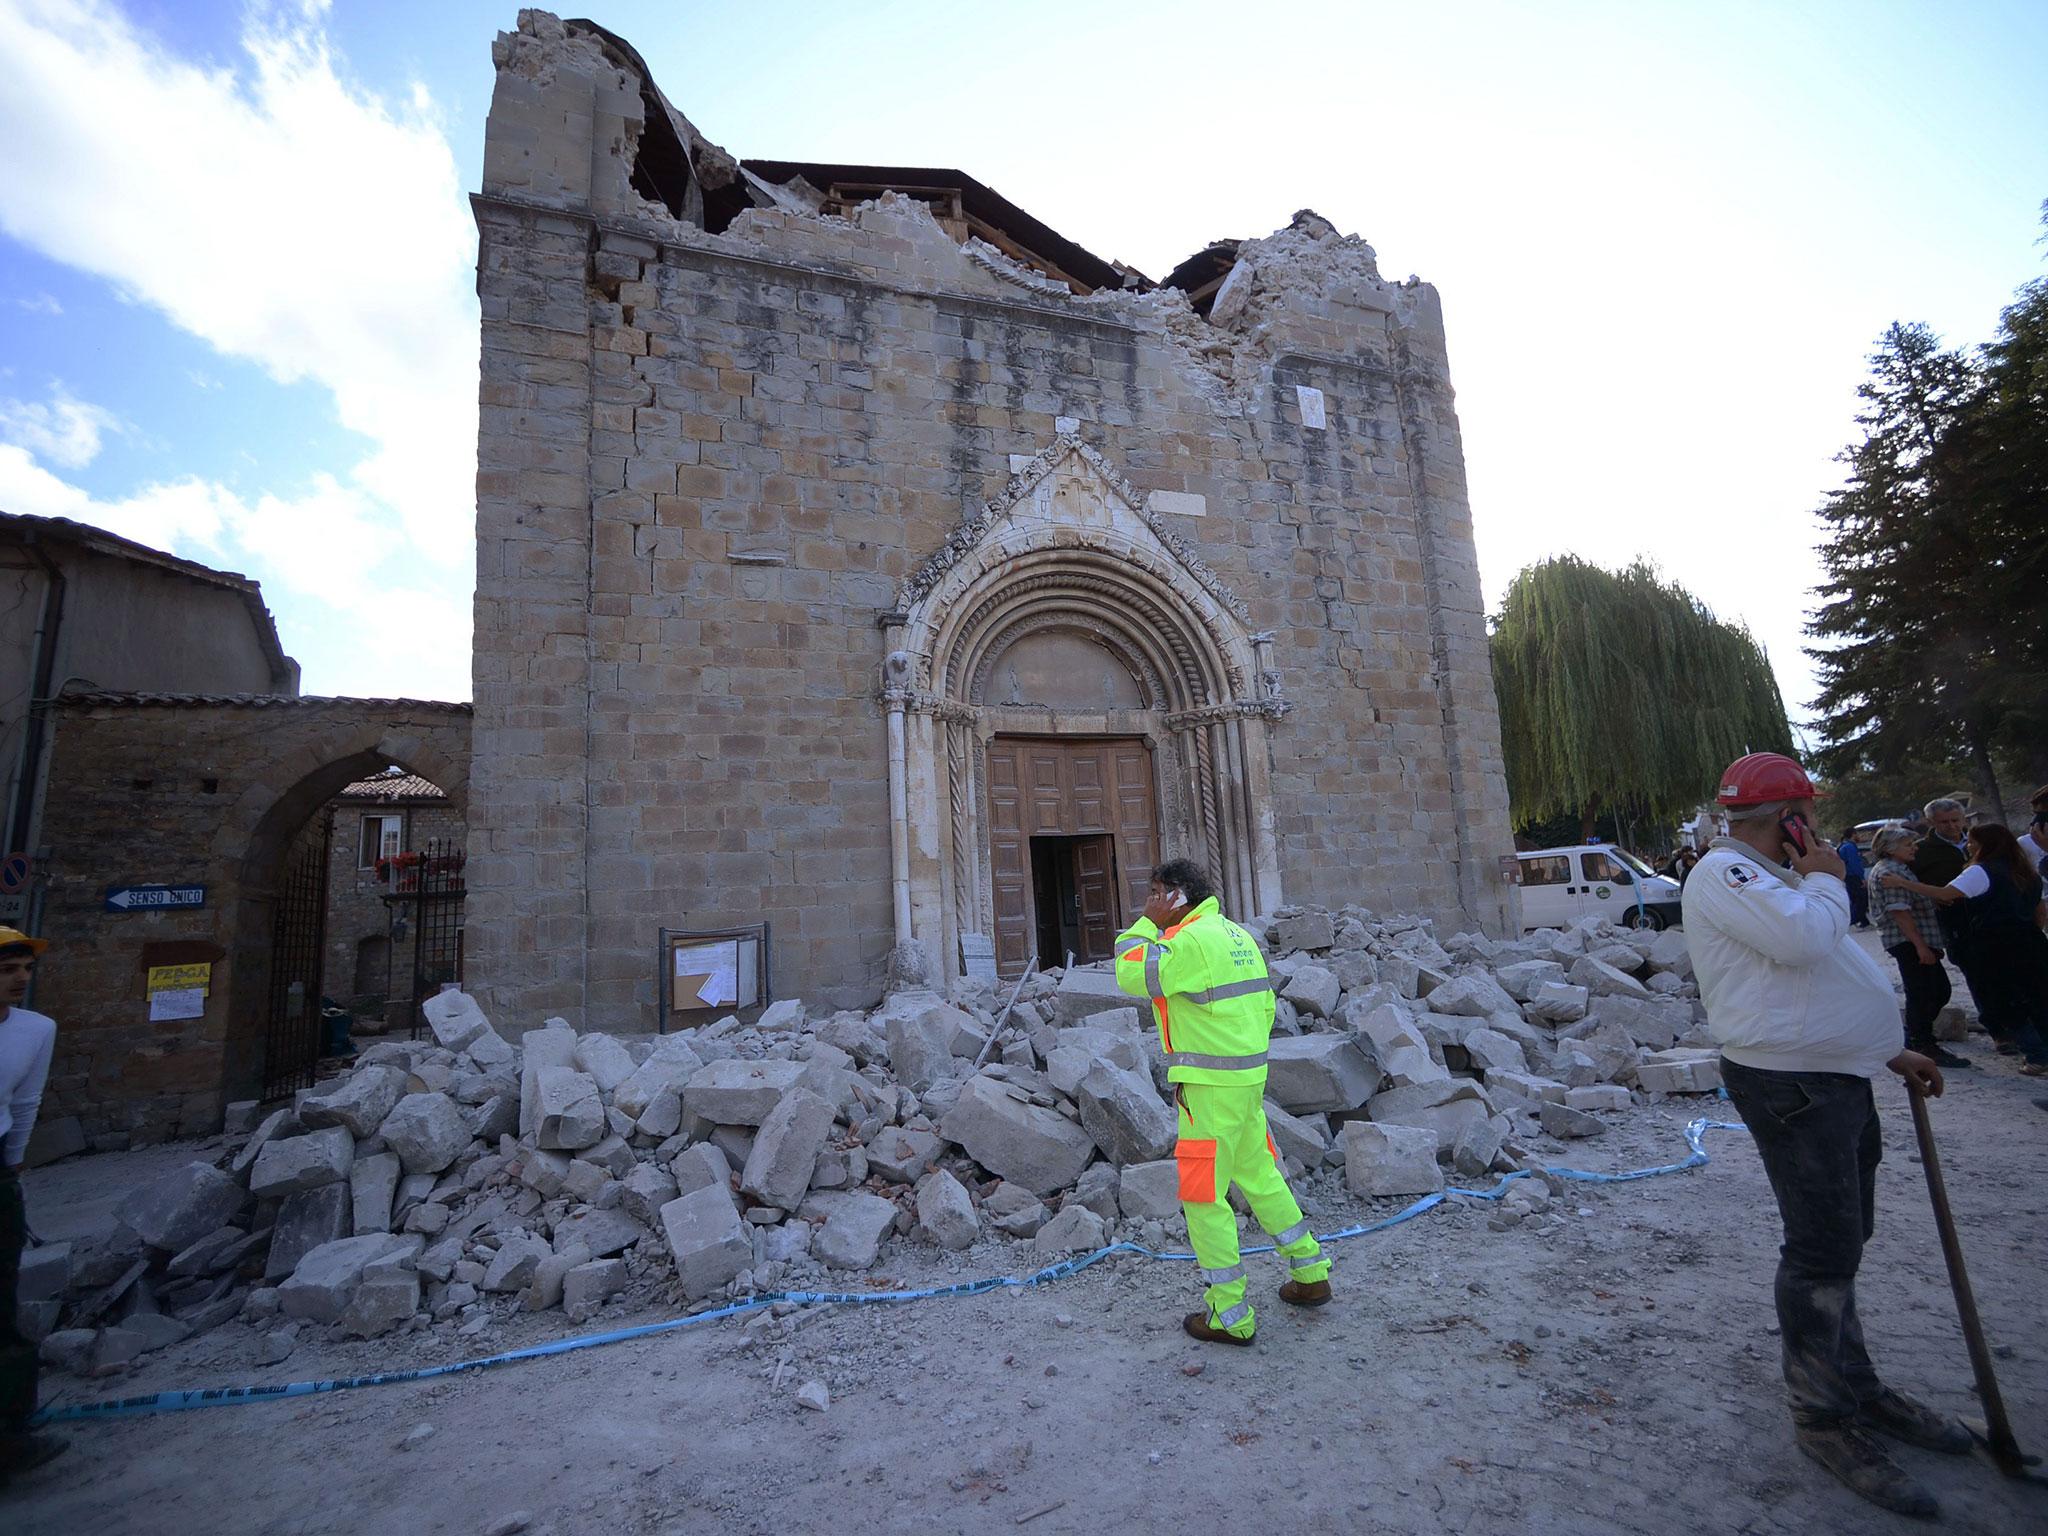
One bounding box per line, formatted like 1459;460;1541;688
985;736;1157;975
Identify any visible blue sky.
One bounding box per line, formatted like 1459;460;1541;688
1;1;2043;716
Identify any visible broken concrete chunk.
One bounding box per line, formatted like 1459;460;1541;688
380;1092;471;1174
1116;1159;1181;1220
279;1233;416;1323
118;1160;252;1252
1271;912;1336;952
913;1169;979;1250
1342;1122;1444;1198
661;1185;751;1298
481;1230;555;1292
1525;981;1590;1024
804;1190;898;1271
249;1128;356;1200
1263;1035;1381;1114
1263;1101;1331;1169
421;989;492;1052
1493;959;1567;1002
1052;966;1133;1026
350;1151;402;1235
1636;1050;1722;1094
339;1266;420;1339
741;1087;837;1209
518;1026;579;1136
1366;1079;1492;1147
298;1065;409;1138
552;1206;647;1260
1568;955;1651;1001
1450;1118;1506;1179
1539;1101;1609;1139
1076;1062;1176;1166
866;1125;941;1185
1033;1203;1107;1256
1281;965;1340;1020
939;1075;1097;1197
884;1005;965;1094
562;1257;628;1322
682;1059;806;1127
1425;971;1521;1019
619;1163;680;1226
532;1068;607;1151
1460;1027;1528;1076
671;1141;733;1200
756;998;805;1032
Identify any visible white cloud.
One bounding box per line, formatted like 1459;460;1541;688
0;0;478;697
0;381;122;468
15;292;61;315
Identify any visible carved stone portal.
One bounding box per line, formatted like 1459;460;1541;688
879;434;1286;981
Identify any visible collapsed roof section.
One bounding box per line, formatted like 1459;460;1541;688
560;15;1246;305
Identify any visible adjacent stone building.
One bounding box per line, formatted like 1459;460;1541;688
467;13;1516;1028
323;770;464;1018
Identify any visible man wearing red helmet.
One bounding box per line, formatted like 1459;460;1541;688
1683;753;1964;1518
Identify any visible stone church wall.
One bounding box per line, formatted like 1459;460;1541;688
467;13;1515;1028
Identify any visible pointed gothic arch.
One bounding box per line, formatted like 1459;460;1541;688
880;434;1288;980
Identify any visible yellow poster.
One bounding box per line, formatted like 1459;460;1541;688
147;962;212;996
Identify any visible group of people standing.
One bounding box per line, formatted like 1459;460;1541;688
1866;792;2048;1074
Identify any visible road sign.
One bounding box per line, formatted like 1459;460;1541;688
104;884;207;912
0;853;29;894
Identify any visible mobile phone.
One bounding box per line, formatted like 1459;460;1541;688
1167;888;1187;909
1779;813;1811;856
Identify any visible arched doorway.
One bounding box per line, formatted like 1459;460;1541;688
882;436;1288;980
222;739;467;1104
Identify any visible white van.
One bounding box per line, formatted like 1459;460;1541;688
1516;844;1683;932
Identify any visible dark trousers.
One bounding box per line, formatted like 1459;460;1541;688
1937;914;1997;1031
1967;927;2048;1063
0;1171;35;1437
1886;942;1953;1051
1720;1059;1884;1426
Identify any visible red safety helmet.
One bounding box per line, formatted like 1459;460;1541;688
1715;752;1822;808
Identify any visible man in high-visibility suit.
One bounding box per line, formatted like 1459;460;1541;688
1115;858;1331;1344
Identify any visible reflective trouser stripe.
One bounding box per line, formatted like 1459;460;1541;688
1271;1218;1311;1248
1182;976;1277;1004
1212;1299;1252;1331
1176;1082;1333;1339
1165;1050;1268;1072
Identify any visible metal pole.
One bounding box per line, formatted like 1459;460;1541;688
971;949;1038;1070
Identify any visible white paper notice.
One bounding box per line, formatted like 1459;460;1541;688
673;940;739;1009
149;987;205;1021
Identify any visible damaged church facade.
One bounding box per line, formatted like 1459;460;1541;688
467;12;1515;1028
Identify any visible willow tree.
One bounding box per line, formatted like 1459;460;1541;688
1490;557;1795;839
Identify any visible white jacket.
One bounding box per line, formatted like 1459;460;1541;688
1680;839;1899;1078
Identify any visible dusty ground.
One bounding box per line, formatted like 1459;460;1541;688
10;943;2047;1535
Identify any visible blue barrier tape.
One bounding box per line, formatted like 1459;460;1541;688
36;1117;1748;1425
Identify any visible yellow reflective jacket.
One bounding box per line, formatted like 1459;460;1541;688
1114;896;1276;1086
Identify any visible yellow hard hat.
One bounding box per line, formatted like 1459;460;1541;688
0;927;48;954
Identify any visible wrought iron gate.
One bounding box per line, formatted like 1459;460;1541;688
387;837;466;1036
262;818;331;1100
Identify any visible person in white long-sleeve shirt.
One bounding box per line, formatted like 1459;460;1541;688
1683;754;1966;1520
0;926;62;1483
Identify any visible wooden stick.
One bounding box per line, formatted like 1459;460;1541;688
1015;1499;1067;1525
1905;1081;2032;1476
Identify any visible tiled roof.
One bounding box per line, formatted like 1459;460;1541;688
55;690;471;714
338;772;449;802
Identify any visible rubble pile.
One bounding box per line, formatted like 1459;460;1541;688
26;907;1722;1376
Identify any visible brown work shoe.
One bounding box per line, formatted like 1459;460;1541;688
1182;1311;1254;1347
1279;1279;1331;1307
1856;1389;1974;1455
1795;1423;1939;1519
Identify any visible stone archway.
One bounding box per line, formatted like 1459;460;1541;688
880;435;1287;981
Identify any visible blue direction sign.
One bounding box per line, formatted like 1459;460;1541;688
104;884;207;912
